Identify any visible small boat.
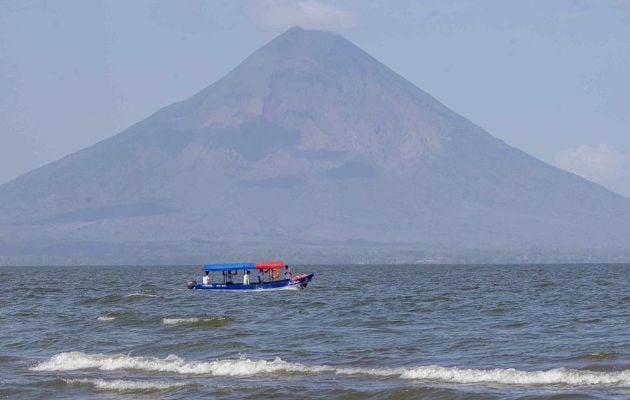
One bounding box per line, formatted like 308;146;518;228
186;260;314;291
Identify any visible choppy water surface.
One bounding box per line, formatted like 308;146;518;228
1;264;629;399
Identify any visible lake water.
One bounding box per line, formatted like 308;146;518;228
1;264;629;399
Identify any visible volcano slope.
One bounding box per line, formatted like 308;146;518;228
1;27;629;264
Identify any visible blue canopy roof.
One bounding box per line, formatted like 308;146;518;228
203;262;254;271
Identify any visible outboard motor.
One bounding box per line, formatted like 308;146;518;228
186;280;197;289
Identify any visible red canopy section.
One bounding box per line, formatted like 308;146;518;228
254;260;285;269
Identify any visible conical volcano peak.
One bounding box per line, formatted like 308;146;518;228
166;26;461;168
1;24;630;264
275;25;335;41
239;25;381;75
265;25;354;56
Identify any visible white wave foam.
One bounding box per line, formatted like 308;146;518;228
163;318;198;325
64;378;188;392
32;352;630;387
31;352;331;376
97;316;116;321
334;365;630;387
161;317;228;325
127;293;159;298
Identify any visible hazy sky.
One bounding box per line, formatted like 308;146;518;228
1;0;629;195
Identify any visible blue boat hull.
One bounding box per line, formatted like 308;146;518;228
192;273;314;291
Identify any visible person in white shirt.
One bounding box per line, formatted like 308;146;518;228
202;271;210;285
284;265;292;281
243;270;251;285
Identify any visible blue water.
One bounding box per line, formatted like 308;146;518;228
1;264;629;399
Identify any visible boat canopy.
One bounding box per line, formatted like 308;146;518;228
203;262;253;271
254;260;285;269
203;260;285;272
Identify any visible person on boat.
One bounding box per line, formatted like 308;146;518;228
243;270;251;285
224;270;233;284
257;269;264;284
202;271;211;285
284;265;292;281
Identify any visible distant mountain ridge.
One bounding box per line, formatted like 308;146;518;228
1;26;629;264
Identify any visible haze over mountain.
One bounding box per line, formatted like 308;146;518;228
1;27;629;264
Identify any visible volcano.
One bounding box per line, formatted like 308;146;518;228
1;27;629;264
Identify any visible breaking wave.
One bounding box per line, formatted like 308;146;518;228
31;352;328;376
126;293;160;299
31;352;630;387
161;316;231;327
97;316;116;322
63;378;190;392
